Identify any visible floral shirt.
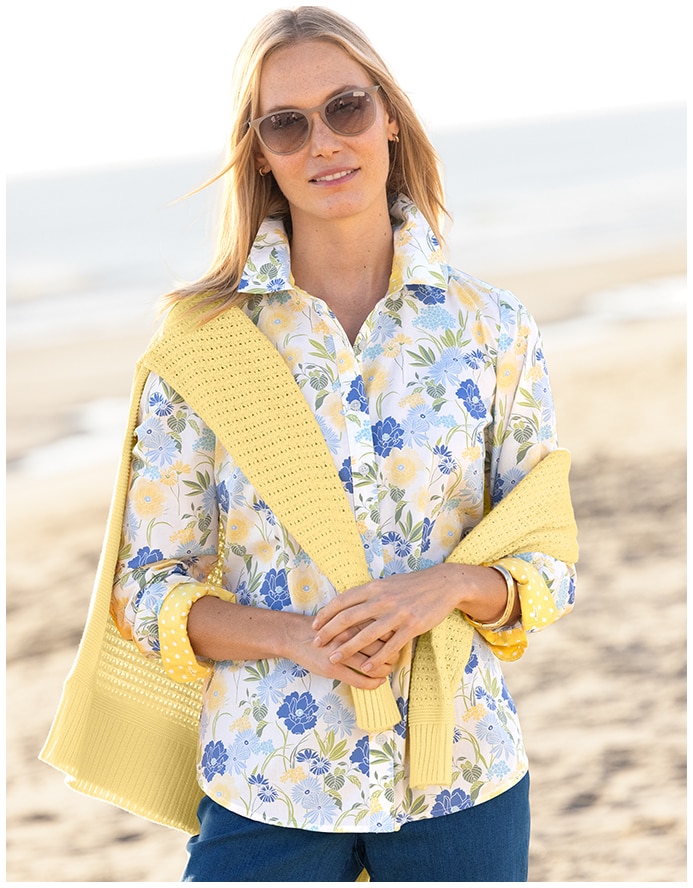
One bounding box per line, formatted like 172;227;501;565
112;195;575;833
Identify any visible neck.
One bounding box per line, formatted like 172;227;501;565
289;207;394;343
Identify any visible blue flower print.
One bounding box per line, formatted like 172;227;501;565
350;736;369;775
413;305;455;331
149;391;174;416
463;348;486;370
382;532;412;558
421;517;433;553
257;667;289;705
319;692;357;737
292;776;322;807
370;812;395;832
487;761;511;779
201;740;228;781
146;433;179;467
226;734;257;775
277;691;318;734
303;791;339;826
430;347;467;385
253;500;277;525
346;376;369;413
501;677;518;714
406;283;446;305
475;687;498;711
339;457;353;493
497;332;513;353
297;748;332;776
433;444;456;475
371;312;399;342
137;415;164;443
394;696;408;739
248;773;278;803
216;481;230;514
431;788;473;818
464;647;479;675
456;379;487;420
493;467;525;502
476;714;511;758
372;417;404;457
260;568;290;611
267;277;287;291
127;546;164;569
235;580;251;606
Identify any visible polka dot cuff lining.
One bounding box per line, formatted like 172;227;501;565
158;581;236;683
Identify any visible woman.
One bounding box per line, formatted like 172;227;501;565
42;6;577;882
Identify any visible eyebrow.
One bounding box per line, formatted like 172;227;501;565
262;84;372;116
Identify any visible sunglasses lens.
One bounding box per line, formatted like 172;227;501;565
325;90;375;135
256;89;377;154
259;110;310;154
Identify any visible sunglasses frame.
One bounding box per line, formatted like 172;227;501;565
249;85;382;155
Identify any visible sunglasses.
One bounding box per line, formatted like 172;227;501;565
249;85;381;155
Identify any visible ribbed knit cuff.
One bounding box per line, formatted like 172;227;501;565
350;684;401;733
408;722;454;788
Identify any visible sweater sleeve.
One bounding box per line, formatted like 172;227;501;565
484;291;577;647
111;372;224;660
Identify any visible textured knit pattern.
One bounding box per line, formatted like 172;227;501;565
41;198;578;835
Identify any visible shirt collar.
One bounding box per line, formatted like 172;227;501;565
238;194;448;298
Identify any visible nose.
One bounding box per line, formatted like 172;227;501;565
307;111;341;155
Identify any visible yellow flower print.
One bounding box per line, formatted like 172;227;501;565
362;364;387;396
171;460;191;474
369;794;383;814
207;774;234;805
159;468;178;487
170;526;195;545
526;365;544;383
226;514;252;547
382;332;412;358
322;392;345;427
261;307;292;338
472;319;486;345
399;392;426;410
383;447;425;488
462;703;487;722
247;539;275;566
496;354;521;392
433;512;461;550
280;766;307;784
514;325;530;356
450;278;481;310
131;478;166;518
283;346;305;372
205;672;228;714
462;445;481;462
290;566;321;608
229;714;252;732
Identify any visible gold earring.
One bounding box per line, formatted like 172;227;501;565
391;134;400;143
258;167;269;177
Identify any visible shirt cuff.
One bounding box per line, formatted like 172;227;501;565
471;556;556;661
158;581;236;682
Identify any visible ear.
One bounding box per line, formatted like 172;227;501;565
386;113;400;142
254;149;271;176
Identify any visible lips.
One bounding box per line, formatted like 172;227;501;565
310;168;357;183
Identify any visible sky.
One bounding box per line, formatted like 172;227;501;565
4;0;689;178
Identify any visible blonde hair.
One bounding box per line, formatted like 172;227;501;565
164;6;448;316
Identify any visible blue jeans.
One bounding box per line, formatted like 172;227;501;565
182;772;530;882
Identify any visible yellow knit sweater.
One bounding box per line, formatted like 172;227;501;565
40;301;578;833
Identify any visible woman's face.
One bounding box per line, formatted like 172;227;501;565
254;40;399;231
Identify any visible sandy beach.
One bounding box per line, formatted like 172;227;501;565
6;245;687;882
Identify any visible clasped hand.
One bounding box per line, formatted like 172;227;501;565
312;564;462;679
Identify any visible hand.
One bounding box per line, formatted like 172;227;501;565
285;613;399;689
311;564;467;676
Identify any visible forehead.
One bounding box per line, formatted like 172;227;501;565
258;40;371;113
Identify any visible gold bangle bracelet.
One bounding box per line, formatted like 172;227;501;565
471;564;517;630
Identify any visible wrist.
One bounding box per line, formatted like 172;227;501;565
468;564;518;630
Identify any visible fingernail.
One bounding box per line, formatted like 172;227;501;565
329;652;343;664
362;662;373;673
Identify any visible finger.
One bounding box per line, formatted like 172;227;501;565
327;621;393;664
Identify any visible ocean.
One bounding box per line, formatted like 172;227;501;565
6;104;687;475
7;103;686;343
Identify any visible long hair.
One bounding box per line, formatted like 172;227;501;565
163;6;448;317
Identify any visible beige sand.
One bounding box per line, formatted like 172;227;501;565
6;247;686;882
